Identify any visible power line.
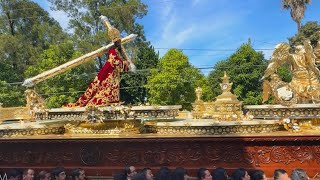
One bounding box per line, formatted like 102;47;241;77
154;47;274;51
0;0;179;18
4;63;270;86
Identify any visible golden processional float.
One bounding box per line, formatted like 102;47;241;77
1;16;320;138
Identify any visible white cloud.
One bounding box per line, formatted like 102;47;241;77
175;27;194;45
150;7;249;57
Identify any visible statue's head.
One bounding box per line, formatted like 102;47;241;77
294;45;305;55
108;27;121;43
272;43;290;59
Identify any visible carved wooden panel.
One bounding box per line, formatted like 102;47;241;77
0;136;319;177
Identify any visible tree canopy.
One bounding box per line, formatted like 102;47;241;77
0;0;66;107
120;42;159;104
25;41;96;108
146;49;211;110
288;21;320;48
207;43;266;105
282;0;311;31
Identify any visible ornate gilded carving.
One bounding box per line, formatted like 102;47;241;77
0;127;64;138
192;72;244;120
245;104;320;132
25;89;47;120
145;123;280;135
262;36;320;105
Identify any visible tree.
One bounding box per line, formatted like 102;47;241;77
48;0;148;68
120;43;159;104
288;21;320;48
0;81;25;107
0;0;66;78
0;0;67;107
24;41;96;108
48;0;153;105
146;49;211;110
207;43;266;105
282;0;311;31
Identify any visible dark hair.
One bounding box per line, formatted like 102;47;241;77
71;168;83;180
125;165;136;177
51;167;65;180
231;168;246;180
38;171;49;180
291;169;308;180
113;173;126;180
197;168;208;180
171;167;187;180
155;167;170;180
213;167;227;180
8;169;21;179
142;168;152;176
132;172;147;180
274;169;287;180
250;170;265;180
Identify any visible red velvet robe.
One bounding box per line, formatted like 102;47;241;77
65;47;129;107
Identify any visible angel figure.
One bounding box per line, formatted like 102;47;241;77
262;36;320;104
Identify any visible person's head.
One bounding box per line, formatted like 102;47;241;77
197;168;212;180
23;169;35;180
51;167;66;180
8;169;21;180
231;168;250;180
250;170;267;180
114;39;122;49
212;167;228;180
274;169;290;180
125;165;137;179
71;168;85;180
38;171;51;180
291;169;309;180
155;167;170;180
142;168;153;180
171;167;188;180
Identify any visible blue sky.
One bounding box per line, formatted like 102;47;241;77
33;0;320;75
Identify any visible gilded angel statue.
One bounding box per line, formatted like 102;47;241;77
262;35;320;105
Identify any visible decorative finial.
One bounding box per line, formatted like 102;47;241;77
100;15;121;42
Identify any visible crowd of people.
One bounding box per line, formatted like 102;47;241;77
4;167;84;180
3;166;311;180
113;166;309;180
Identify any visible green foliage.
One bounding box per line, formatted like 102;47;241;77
277;64;292;82
0;81;25;107
288;21;320;48
120;43;159;104
48;0;148;66
208;43;266;105
48;0;153;106
282;0;311;31
25;41;96;108
0;0;67;107
0;0;66;78
146;49;211;110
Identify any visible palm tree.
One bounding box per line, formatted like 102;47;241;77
282;0;311;31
